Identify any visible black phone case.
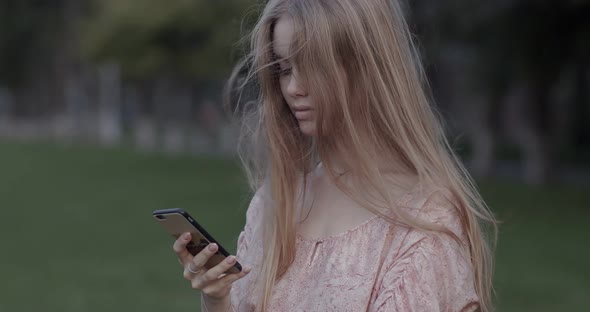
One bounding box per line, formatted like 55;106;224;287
153;208;242;273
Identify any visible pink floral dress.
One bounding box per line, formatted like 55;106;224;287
230;182;479;312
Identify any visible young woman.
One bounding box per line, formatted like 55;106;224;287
173;0;497;311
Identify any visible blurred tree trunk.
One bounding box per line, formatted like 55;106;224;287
0;87;14;135
97;64;123;146
520;78;554;185
56;0;96;141
133;81;158;152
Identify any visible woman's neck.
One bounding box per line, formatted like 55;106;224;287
321;149;411;178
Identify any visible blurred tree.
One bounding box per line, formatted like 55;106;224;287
81;0;256;81
487;0;589;184
0;0;66;116
410;0;590;184
79;0;258;151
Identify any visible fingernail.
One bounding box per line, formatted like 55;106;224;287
244;266;252;273
226;256;236;264
183;233;191;239
208;243;217;251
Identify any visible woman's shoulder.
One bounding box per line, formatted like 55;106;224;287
371;184;478;311
244;183;268;224
397;182;464;234
383;182;470;261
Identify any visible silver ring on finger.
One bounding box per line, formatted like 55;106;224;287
187;263;201;274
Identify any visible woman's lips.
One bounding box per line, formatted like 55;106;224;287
293;109;312;120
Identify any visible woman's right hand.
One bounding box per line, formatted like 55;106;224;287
173;232;251;303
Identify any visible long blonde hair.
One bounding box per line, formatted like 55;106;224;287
225;0;497;311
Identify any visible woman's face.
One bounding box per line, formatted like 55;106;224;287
273;16;316;136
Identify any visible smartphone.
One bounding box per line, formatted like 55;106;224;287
153;208;242;274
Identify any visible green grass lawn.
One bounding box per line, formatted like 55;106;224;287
0;140;588;311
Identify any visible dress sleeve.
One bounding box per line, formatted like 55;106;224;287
232;187;266;311
371;190;480;312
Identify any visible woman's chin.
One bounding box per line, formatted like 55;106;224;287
298;121;316;137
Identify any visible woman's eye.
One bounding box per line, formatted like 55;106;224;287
279;67;292;76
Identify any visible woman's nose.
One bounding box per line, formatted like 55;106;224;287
287;74;307;98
